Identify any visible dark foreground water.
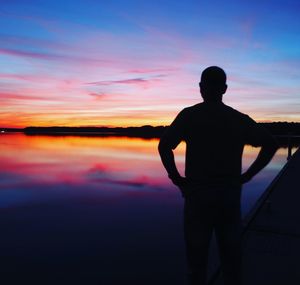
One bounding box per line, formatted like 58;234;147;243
0;133;294;284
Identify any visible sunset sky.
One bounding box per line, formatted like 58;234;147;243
1;0;299;128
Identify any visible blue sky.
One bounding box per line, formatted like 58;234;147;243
0;0;299;127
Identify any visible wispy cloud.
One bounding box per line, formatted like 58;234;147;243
89;92;107;100
86;76;164;90
0;92;56;102
0;47;111;65
0;33;69;50
0;72;54;83
87;78;148;86
127;67;178;74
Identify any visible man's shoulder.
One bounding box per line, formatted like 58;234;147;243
222;104;252;121
178;103;255;124
180;103;204;114
222;103;243;115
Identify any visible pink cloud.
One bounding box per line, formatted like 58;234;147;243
0;72;56;83
87;92;123;101
0;92;55;102
88;92;106;100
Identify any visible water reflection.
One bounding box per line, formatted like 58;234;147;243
0;133;291;212
0;134;171;205
0;133;293;284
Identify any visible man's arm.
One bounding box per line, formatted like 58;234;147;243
158;139;185;186
241;137;278;184
158;110;188;188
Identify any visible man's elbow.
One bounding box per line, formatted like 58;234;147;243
158;140;165;154
158;139;171;155
263;136;279;154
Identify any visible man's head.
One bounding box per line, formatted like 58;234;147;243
199;66;227;102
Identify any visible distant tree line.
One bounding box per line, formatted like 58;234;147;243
1;122;299;145
23;125;166;138
22;122;300;136
260;122;300;136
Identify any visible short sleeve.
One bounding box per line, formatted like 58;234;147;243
243;115;273;147
160;109;187;150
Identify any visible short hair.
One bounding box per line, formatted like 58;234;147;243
200;66;226;86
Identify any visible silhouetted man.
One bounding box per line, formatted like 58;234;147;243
158;66;278;285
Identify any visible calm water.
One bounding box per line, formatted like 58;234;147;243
0;133;293;284
0;133;290;212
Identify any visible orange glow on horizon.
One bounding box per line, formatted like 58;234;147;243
0;115;300;129
2;110;300;129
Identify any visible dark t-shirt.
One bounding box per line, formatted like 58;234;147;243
161;102;272;185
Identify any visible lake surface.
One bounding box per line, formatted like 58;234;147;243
0;133;294;284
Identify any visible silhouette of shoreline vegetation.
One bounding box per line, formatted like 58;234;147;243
1;123;300;146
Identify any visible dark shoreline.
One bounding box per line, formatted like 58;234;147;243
1;123;300;146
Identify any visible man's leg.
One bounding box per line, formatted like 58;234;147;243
215;186;242;285
184;194;216;285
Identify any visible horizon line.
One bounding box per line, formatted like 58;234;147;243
1;121;300;130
